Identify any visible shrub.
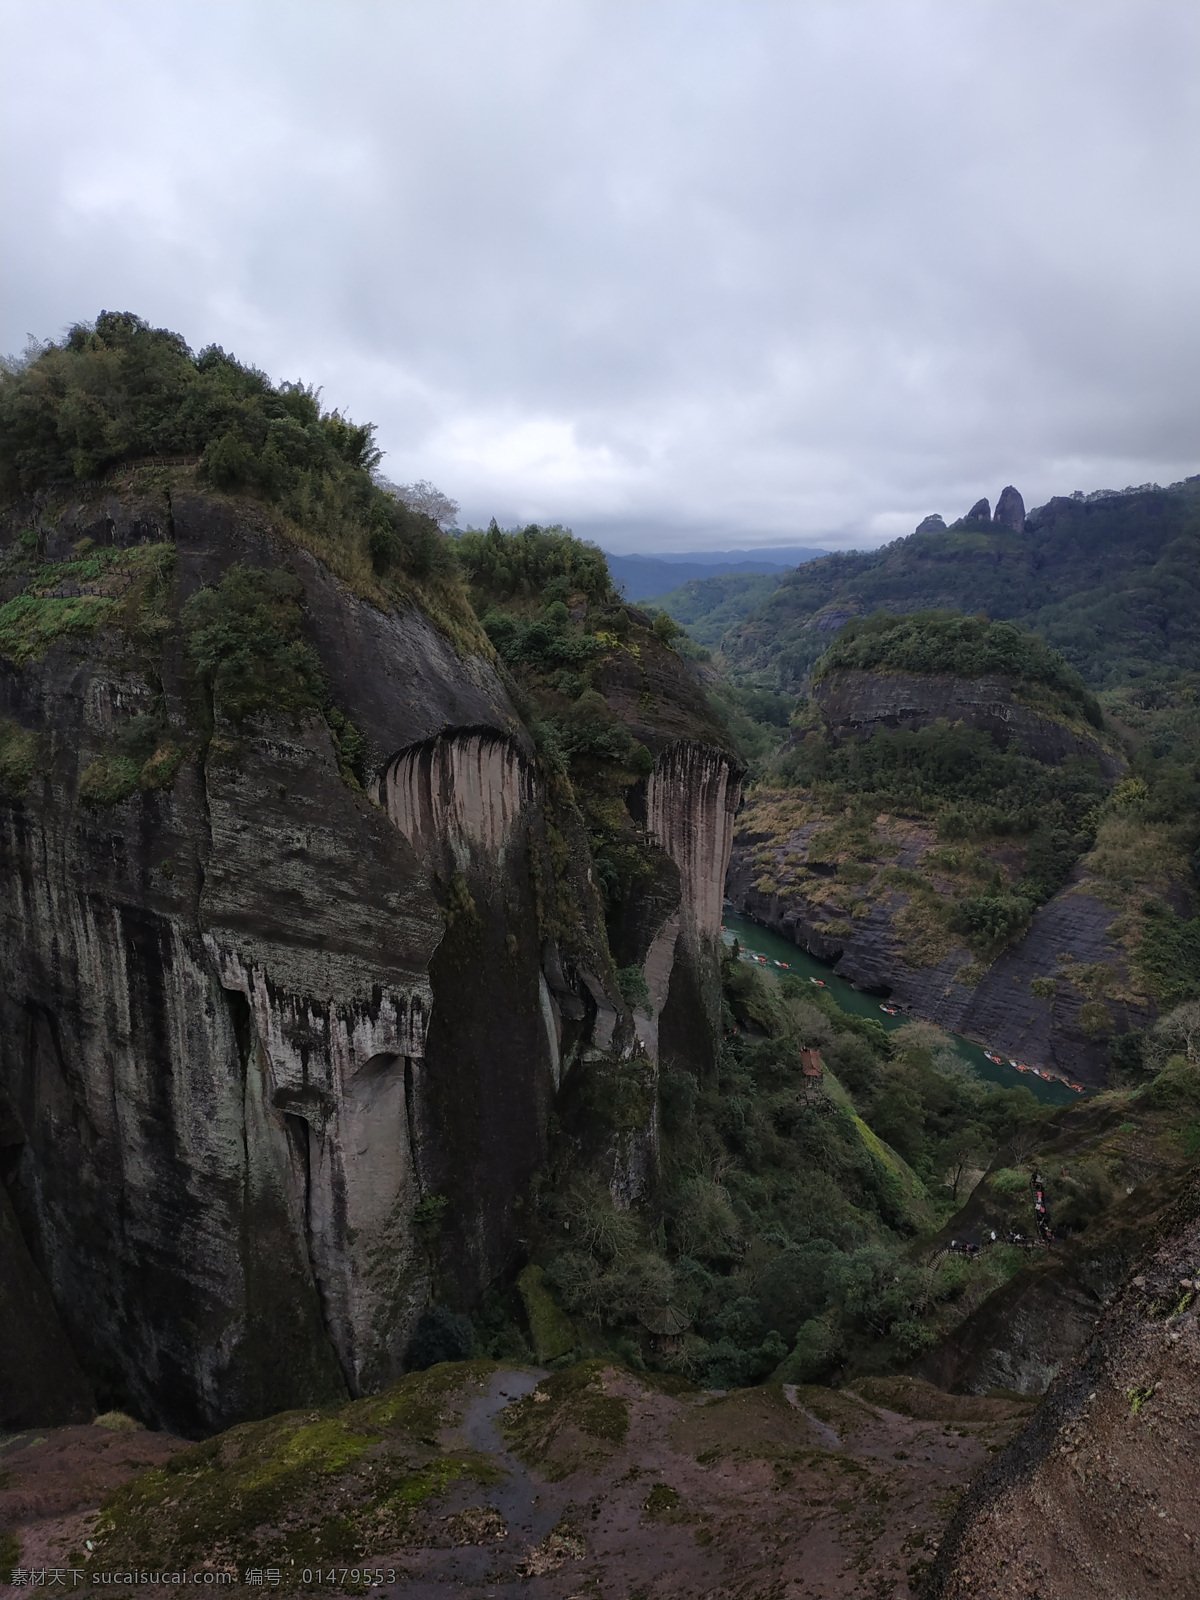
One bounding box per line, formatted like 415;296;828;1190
949;893;1032;951
652;610;682;646
1143;1056;1200;1112
0;720;39;794
778;1316;842;1384
459;521;614;608
1135;903;1200;1008
79;755;141;805
989;1167;1030;1198
404;1307;475;1371
616;965;651;1012
138;742;183;791
0;312;453;581
183;564;324;721
1077;1000;1115;1039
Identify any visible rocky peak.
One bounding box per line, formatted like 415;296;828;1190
914;514;946;535
963;497;991;524
993;485;1025;532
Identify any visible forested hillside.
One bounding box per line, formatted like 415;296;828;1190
716;480;1200;690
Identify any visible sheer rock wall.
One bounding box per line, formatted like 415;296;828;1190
0;494;744;1433
0;493;558;1433
814;668;1119;776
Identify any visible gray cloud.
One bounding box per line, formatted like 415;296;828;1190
2;0;1197;550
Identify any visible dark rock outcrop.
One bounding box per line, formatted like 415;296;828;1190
914;514;947;535
0;1178;95;1428
993;484;1025;532
963;497;991;524
1;491;738;1433
813;667;1120;775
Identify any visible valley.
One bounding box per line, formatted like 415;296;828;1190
0;316;1197;1599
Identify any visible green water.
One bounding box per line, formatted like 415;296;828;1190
720;907;1078;1106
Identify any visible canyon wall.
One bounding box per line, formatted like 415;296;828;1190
1;491;742;1432
728;843;1153;1084
647;740;740;940
814;668;1119;775
0;493;559;1431
726;666;1143;1085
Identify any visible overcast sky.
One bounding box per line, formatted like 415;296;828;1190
2;0;1197;551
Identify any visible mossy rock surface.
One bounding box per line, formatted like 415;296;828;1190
516;1264;577;1362
85;1363;505;1588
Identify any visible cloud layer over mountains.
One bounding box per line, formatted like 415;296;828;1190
2;0;1197;549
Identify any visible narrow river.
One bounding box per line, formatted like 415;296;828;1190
720;906;1077;1106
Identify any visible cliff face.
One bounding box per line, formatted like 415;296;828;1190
814;668;1119;775
728;837;1154;1084
725;658;1144;1084
0;489;737;1434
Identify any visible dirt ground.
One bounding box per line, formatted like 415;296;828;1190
1;1417;189;1575
925;1191;1200;1600
1;1373;1034;1600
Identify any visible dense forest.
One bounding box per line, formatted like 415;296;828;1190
650;478;1200;691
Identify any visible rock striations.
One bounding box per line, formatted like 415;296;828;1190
814;667;1120;775
0;488;737;1434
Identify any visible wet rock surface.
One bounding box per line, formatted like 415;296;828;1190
0;1363;1036;1599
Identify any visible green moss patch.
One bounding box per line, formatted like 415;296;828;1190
0;719;39;794
642;1482;683;1519
138;741;183;790
0;592;115;665
517;1264;577;1362
79;754;143;805
84;1364;506;1588
0;543;176;666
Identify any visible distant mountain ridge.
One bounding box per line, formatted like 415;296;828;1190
605;545;828;600
677;478;1200;687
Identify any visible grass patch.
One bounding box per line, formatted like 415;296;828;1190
0;719;39;794
79;755;142;806
0;592;114;664
0;543;176;666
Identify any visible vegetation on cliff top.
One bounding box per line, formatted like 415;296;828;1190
456;520;731;941
742;614;1114;961
813;609;1103;730
738;608;1199;1000
0;311;464;608
708;477;1200;690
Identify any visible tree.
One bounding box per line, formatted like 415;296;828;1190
378;477;460;529
938;1121;991;1200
